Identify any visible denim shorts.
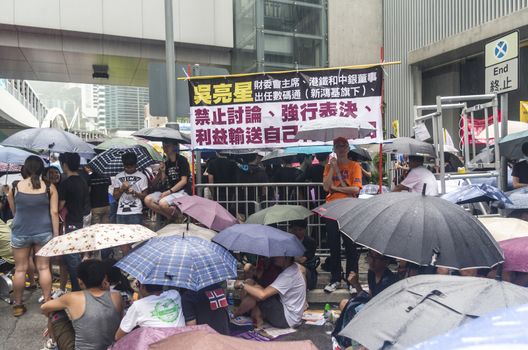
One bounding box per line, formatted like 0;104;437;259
116;214;143;225
11;231;53;249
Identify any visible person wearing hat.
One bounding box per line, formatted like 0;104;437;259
322;137;363;294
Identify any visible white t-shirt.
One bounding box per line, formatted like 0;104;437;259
113;171;148;215
119;290;185;332
400;166;439;196
270;264;307;327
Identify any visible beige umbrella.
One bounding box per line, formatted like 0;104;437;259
149;330;318;350
36;224;156;257
478;217;528;242
156;223;217;241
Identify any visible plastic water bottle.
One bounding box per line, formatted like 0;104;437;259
323;303;333;335
227;292;235;312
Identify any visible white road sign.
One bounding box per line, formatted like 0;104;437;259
485;32;518;67
485;58;518;94
485;32;518;94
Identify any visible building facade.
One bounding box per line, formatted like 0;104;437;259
383;0;528;143
233;0;328;73
103;85;149;132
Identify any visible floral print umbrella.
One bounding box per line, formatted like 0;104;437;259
36;224;156;257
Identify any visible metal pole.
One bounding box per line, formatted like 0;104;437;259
484;108;490;163
500;94;509;191
462;110;470;169
436;96;446;194
164;0;177;125
493;95;501;190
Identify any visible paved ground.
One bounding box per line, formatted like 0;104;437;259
0;290;332;350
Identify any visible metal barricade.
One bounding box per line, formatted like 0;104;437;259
195;182;330;254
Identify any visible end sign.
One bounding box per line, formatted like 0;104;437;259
485;32;518;95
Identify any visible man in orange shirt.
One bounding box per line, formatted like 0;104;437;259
322;137;362;293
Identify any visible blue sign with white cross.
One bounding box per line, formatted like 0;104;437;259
494;41;508;60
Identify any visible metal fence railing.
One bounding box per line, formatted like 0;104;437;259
195;182;329;254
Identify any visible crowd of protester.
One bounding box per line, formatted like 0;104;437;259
1;135;527;350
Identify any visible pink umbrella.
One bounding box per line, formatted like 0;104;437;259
149;330;319;350
171;195;238;231
500;237;528;272
109;325;215;350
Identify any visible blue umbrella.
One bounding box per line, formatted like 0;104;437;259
411;303;528;349
0;146;37;165
441;183;512;205
503;187;528;209
212;224;305;257
115;236;237;291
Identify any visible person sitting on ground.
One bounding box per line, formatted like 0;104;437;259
115;283;185;341
243;255;282;288
289;219;318;290
343;251;398;306
102;259;134;310
41;259;123;350
180;282;230;335
233;256;306;329
144;141;190;220
332;251;398;349
393;155;438;195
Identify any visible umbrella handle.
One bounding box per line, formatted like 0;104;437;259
495;263;503;281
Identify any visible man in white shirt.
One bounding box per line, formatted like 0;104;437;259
234;256;306;329
115;284;185;341
113;152;149;225
393;155;438;196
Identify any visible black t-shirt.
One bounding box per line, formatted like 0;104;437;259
59;175;89;226
512;160;528;184
165;154;191;189
181;284;230;335
272;167;300;183
207;157;237;184
302;235;317;263
367;268;398;298
88;173;111;209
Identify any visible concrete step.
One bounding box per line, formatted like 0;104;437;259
307;288;351;304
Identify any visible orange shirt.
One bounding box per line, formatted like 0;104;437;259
323;160;363;202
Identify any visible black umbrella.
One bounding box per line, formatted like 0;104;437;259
348;146;372;161
443;152;463;169
499;129;528;160
315;192;503;269
89;146;158;177
382;137;435;158
132;127;190;144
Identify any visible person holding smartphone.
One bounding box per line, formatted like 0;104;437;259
322;137;362;294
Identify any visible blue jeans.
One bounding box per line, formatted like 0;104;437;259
62;253;81;291
64;224;82;291
116;214;143;225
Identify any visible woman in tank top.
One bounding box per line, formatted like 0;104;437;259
8;155;60;317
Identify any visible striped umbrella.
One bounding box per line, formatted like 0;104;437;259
115;236;237;291
89;146;158;177
95;138;162;161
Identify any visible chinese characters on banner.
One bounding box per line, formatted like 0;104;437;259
188;67;383;150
